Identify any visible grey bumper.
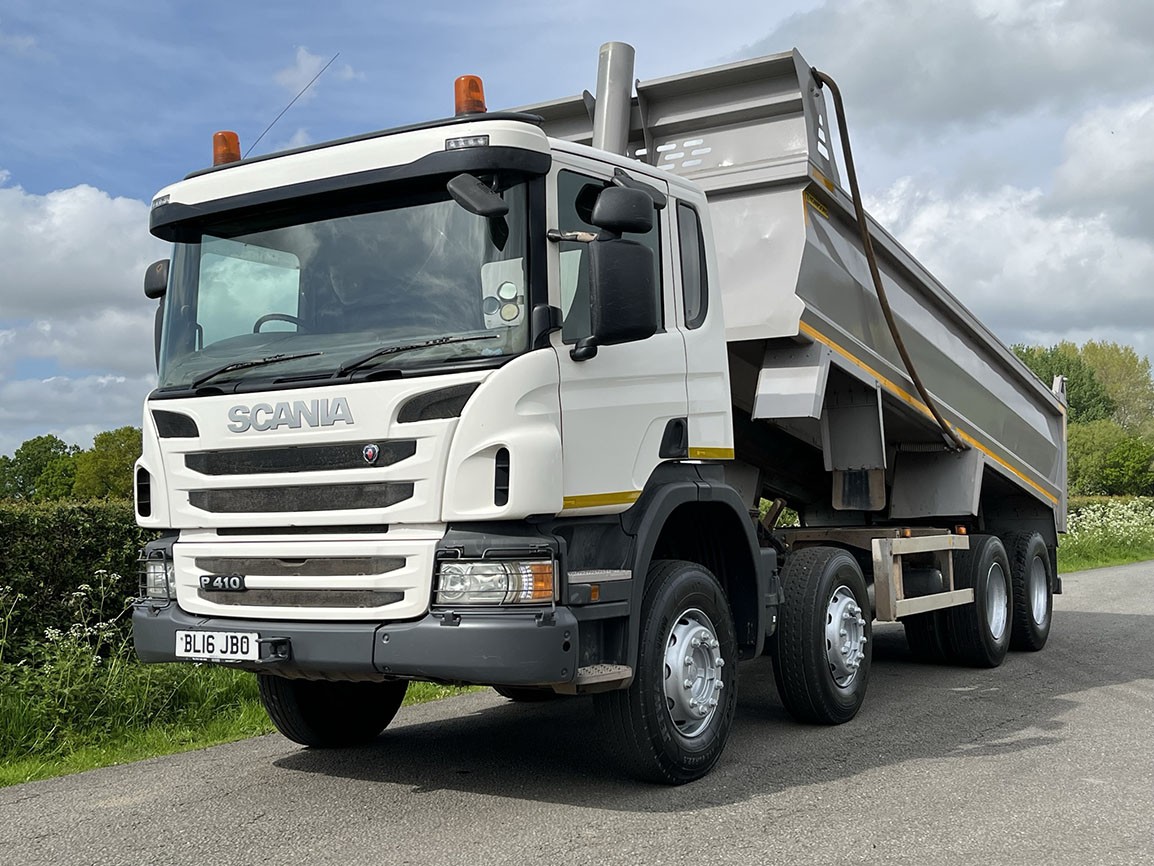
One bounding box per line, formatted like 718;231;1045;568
132;602;579;686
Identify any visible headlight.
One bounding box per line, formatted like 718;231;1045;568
143;558;175;600
435;560;554;606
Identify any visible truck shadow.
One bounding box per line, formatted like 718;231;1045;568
272;607;1148;812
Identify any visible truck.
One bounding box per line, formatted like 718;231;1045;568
132;42;1066;784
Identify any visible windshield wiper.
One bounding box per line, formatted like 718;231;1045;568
190;352;324;388
336;334;500;377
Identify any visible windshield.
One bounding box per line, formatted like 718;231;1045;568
157;176;530;389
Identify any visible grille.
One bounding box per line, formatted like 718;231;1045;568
185;440;416;475
197;588;405;608
188;482;414;513
194;556;404;577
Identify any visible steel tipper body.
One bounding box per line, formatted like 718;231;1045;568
133;45;1064;785
518;48;1067;531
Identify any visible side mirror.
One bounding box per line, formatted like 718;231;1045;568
590;187;653;235
144;259;170;300
570;237;658;360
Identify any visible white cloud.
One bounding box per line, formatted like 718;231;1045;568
0;175;164;454
1052;95;1154;240
867;178;1154;359
274;47;359;104
746;0;1154;137
0;373;152;456
0;20;35;54
0;175;165;319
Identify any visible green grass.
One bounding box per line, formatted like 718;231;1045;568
0;670;481;788
1058;496;1154;572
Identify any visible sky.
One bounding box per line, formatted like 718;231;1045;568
1;0;1152;456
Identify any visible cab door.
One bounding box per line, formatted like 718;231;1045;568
548;156;688;514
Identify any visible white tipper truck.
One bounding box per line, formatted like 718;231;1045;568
133;43;1066;783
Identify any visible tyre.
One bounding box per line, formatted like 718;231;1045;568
944;535;1012;667
594;560;738;785
257;675;408;747
902;610;949;663
771;546;872;724
1002;531;1053;651
492;686;560;702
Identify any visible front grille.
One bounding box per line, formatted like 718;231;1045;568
185;440;416;475
195;556;404;577
188;482;414;513
197;588;405;608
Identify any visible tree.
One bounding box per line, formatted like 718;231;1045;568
72;427;142;499
34;454;78;500
0;434;78;500
1080;340;1154;432
1067;420;1154;496
1012;343;1115;424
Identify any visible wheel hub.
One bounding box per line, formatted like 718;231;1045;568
663;609;725;738
986;562;1009;640
824;585;867;688
1029;555;1048;625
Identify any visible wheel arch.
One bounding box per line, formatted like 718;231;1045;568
624;467;772;667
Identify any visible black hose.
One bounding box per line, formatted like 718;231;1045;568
811;68;968;453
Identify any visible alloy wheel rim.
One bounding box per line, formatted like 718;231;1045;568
824;585;867;688
662;608;725;738
1029;555;1048;625
986;562;1009;640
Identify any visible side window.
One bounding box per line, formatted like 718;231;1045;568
557;169;662;343
677;202;708;329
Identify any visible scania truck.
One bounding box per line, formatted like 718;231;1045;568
133;43;1066;784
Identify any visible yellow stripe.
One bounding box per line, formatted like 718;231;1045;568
688;447;735;460
562;490;642;510
811;168;836;192
798;321;1059;505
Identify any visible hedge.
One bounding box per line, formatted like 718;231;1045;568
0;501;153;651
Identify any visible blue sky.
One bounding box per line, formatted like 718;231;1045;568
2;0;1153;456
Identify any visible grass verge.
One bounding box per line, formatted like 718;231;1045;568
1058;497;1154;572
0;673;480;788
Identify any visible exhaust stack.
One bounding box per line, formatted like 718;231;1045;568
591;41;635;155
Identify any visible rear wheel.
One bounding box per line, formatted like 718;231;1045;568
945;535;1012;667
257;675;408;747
594;560;738;785
772;546;872;724
1003;531;1053;651
902;610;949;663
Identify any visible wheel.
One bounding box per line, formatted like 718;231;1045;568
492;686;560;702
902;610;949;663
1002;531;1053;651
945;535;1012;667
253;313;306;333
593;560;738;785
771;547;872;724
257;675;407;747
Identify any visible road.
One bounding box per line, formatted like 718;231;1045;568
2;562;1152;865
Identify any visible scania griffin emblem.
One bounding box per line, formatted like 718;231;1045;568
363;444;380;464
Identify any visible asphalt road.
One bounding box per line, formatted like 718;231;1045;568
2;562;1152;866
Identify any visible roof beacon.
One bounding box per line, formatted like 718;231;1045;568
454;75;487;115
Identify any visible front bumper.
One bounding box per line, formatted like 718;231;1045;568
132;601;579;686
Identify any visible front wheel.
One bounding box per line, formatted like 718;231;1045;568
594;560;738;785
257;675;408;747
771;546;872;724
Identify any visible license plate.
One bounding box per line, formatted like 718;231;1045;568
175;630;260;661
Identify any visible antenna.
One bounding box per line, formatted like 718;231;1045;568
245;51;341;158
